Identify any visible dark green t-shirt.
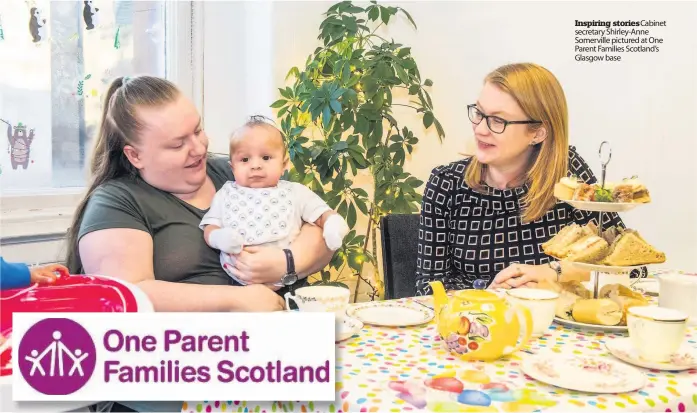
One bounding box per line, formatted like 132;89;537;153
78;155;237;285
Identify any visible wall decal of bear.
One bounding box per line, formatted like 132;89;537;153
83;1;100;30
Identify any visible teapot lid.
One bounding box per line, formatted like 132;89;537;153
453;289;501;302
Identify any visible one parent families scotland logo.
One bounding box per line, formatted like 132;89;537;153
12;312;335;402
17;318;97;395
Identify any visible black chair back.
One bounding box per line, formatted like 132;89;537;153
380;214;420;300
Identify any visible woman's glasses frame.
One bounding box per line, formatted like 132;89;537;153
467;104;542;134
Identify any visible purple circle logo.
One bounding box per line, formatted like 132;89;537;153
17;318;96;395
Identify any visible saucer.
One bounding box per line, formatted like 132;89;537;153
346;301;434;327
336;316;363;342
605;337;697;371
521;353;646;393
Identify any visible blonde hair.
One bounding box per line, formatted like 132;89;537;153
229;115;287;157
65;76;180;273
465;63;569;223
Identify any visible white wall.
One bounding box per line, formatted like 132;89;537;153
202;1;697;272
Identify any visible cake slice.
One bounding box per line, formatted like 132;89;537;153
564;235;610;263
602;230;666;266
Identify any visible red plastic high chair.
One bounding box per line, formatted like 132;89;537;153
0;271;152;377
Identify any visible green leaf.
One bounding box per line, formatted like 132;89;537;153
368;6;379;21
84;74;92;80
394;65;409;84
380;6;391;24
330;99;343;114
355;198;368;214
338;200;348;217
354;188;369;198
333;141;349;151
408;84;420;95
399;7;418;29
323;105;332;129
347;202;357;228
434;118;446;139
423;111;434;128
270;99;287;109
279;87;292;99
397;47;411;58
424;78;434;87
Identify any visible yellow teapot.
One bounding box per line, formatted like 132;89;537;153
430;281;533;362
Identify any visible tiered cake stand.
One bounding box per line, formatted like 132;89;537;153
560;141;648;299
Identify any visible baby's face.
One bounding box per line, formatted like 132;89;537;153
229;126;287;188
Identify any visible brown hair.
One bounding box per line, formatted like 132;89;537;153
465;63;569;223
64;75;180;273
229;115;287;156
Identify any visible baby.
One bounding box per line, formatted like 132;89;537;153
200;116;349;286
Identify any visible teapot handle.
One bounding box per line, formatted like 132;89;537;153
503;304;533;356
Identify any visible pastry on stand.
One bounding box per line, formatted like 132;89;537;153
543;141;664;330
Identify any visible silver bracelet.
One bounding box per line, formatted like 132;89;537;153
548;261;562;282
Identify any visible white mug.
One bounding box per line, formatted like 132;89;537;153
284;285;350;314
627;305;688;363
658;273;697;326
505;288;559;337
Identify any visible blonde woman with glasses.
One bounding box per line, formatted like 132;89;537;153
414;62;643;295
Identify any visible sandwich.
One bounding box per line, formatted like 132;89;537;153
613;177;651;203
564;235;610;263
554;176;583;201
572;183;596;201
601;229;666;266
542;223;598;258
572;299;623;326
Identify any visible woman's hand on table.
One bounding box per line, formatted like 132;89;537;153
227;246;287;285
489;263;556;289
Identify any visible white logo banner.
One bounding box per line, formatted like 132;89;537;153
11;312;335;401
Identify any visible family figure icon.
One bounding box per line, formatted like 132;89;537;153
17;318;97;395
24;330;90;377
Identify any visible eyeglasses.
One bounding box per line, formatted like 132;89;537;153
467;104;542;134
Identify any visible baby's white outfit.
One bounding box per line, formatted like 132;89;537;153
200;180;332;286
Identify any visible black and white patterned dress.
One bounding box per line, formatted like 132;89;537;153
414;146;640;296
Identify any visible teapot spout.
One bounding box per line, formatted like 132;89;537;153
430;281;448;317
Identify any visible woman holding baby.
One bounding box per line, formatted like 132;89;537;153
414;62;642;296
65;76;340;314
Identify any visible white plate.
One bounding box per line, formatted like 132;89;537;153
346;301;434;327
554;316;628;333
564;261;646;273
562;199;643;212
521;353;646;393
605;338;697;371
336;316;363;342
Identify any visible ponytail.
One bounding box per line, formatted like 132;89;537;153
64;75;180;273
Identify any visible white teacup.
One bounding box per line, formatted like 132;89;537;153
627;305;688;362
505;288;559;337
284;285;350;314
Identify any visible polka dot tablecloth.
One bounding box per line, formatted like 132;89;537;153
182;296;697;413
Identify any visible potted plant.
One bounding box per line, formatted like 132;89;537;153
271;0;445;301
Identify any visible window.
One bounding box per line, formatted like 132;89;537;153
0;0;181;195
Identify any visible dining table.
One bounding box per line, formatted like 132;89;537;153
182;275;697;413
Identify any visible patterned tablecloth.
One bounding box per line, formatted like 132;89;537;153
182;296;697;413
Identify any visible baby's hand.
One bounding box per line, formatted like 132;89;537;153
323;214;349;251
208;228;244;254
